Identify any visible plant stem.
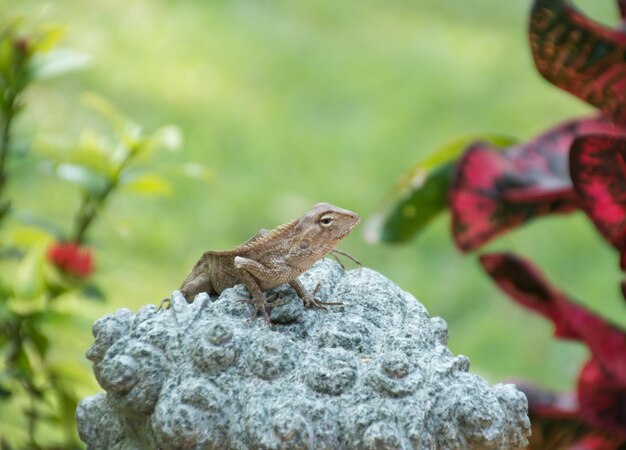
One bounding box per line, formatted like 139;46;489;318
0;100;15;200
71;150;135;244
26;385;39;449
72;186;112;245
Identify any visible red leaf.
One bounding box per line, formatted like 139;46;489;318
529;0;626;124
479;253;579;338
569;434;626;450
578;359;626;440
480;252;626;385
450;116;617;252
570;134;626;249
620;0;626;22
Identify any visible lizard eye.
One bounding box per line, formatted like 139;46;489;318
319;214;334;227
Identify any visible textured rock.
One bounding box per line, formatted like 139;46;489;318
76;260;531;449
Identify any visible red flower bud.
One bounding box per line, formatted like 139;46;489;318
46;241;94;279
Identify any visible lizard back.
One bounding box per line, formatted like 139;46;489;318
181;218;300;294
202;218;300;257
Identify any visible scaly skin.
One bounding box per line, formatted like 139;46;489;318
173;202;360;324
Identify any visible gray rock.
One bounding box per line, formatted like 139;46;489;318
77;260;530;449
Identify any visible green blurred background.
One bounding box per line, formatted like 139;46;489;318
2;0;623;397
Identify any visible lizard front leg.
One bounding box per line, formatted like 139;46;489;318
234;257;280;324
289;279;343;309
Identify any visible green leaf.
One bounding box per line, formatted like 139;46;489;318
0;320;7;348
122;172;172;197
0;199;10;220
153;125;183;152
13;249;45;300
41;258;75;293
56;383;80;430
7;295;46;316
38;310;92;334
30;25;65;53
55;163;108;196
178;162;214;184
125;135;153;158
80;283;106;302
43;377;83;443
0;382;12;399
48;362;96;390
13;346;33;377
73;131;118;175
364;134;517;244
0;299;14;325
1;222;54;248
0;36;13;76
23;318;50;358
81;91;133;137
30;48;91;80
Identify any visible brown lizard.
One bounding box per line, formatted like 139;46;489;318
172;202;360;323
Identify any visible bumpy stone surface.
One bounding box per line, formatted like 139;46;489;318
76;260;531;449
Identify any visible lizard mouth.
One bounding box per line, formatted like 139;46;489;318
338;216;361;238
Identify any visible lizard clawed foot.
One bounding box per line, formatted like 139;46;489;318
157;298;170;312
237;293;286;307
303;296;344;309
238;295;280;325
302;282;344;310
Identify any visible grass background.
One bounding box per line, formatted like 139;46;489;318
2;0;624;409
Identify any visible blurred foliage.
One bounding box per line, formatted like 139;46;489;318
364;134;517;244
0;0;623;446
0;21;205;449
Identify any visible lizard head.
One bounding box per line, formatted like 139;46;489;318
289;202;360;265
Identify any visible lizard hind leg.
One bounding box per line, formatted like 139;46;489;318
157;297;171;312
235;266;277;325
237;289;288;317
238;295;273;324
179;271;215;304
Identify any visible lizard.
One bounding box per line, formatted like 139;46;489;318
169;202;360;323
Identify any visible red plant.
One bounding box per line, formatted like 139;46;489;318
369;1;626;448
46;241;94;279
529;0;626;125
450;0;626;255
450;116;621;252
570;135;626;252
481;254;626;448
453;2;626;447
